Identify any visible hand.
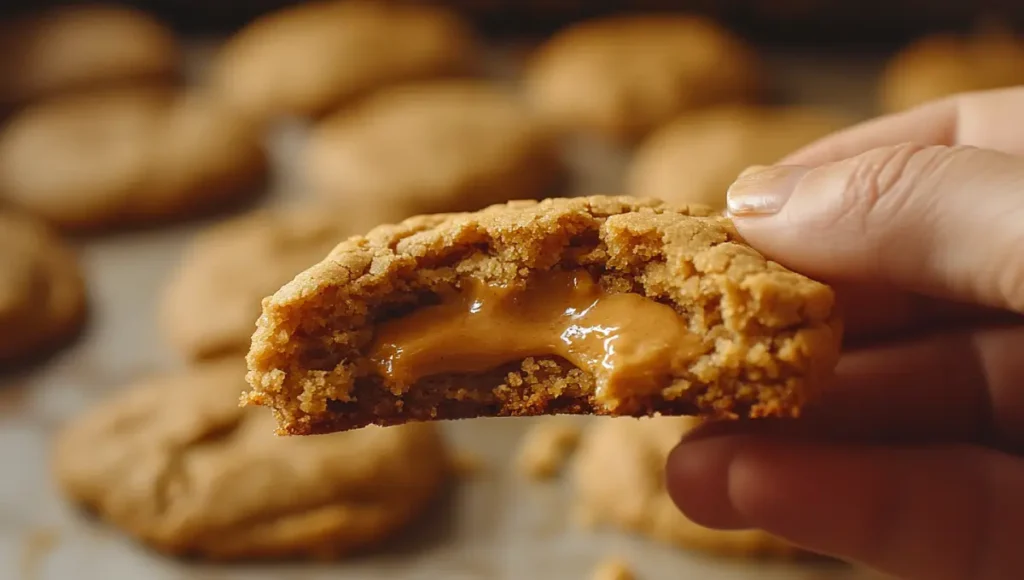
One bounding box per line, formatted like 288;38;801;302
664;87;1024;580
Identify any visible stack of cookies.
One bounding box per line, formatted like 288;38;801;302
3;0;990;574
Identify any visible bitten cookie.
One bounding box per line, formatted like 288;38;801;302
627;105;852;209
574;416;801;557
0;211;86;364
0;88;267;232
209;0;478;122
245;196;841;435
879;30;1024;113
52;359;449;560
304;81;564;223
523;15;760;141
0;5;180;106
159;207;356;361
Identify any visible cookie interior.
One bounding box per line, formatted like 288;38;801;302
247;197;840;434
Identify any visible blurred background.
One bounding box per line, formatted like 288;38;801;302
1;1;1020;579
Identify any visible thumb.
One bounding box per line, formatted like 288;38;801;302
726;144;1024;313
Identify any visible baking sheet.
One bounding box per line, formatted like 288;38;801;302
1;42;892;580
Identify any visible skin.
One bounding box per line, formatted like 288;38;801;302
664;87;1024;580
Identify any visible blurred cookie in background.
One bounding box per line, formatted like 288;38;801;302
0;5;180;107
0;88;267;233
52;359;450;560
209;0;479;124
0;211;87;366
627;105;852;209
573;416;802;558
159;206;356;361
304;80;564;224
523;15;761;142
879;28;1024;113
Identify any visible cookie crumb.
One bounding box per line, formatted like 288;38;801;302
450;451;486;477
515;420;582;480
590;557;635;580
20;527;58;580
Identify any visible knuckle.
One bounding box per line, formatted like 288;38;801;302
832;143;966;235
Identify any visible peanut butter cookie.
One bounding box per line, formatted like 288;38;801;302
523;15;760;141
879;30;1024;113
574;416;800;557
0;5;180;106
159;207;357;361
52;359;449;560
209;0;478;122
245;196;841;435
304;81;564;224
0;88;267;232
0;211;86;364
628;105;852;209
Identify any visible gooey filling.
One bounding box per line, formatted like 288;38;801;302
367;270;703;407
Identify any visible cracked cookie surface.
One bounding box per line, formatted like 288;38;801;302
246;196;841;435
0;211;86;364
574;416;801;557
52;359;449;559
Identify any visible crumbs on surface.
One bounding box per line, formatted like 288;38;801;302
449;451;486;478
515;419;582;480
590;556;636;580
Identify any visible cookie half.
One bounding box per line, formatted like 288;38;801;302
159;206;357;361
0;211;87;364
209;0;478;122
245;196;841;435
524;15;760;141
52;359;449;560
879;30;1024;113
304;80;564;224
574;416;801;558
0;88;267;232
0;5;180;106
628;105;853;209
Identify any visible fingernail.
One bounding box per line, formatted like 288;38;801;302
727;165;810;216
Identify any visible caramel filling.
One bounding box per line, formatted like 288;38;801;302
367;270;703;407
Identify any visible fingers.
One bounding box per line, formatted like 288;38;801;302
782;87;1024;166
726;144;1024;313
665;436;1024;580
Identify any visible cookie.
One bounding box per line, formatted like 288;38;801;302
52;359;449;560
627;105;852;209
244;196;841;435
0;211;86;364
159;206;357;361
879;30;1024;113
574;416;800;557
209;0;478;122
304;81;564;224
523;15;760;141
0;5;180;106
0;88;267;232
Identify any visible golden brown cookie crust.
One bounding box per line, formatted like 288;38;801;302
0;5;180;106
304;80;564;224
52;359;449;560
879;31;1024;113
159;206;358;361
0;88;267;232
523;15;761;141
573;416;801;558
628;105;853;209
245;196;841;435
0;211;86;364
209;0;478;122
